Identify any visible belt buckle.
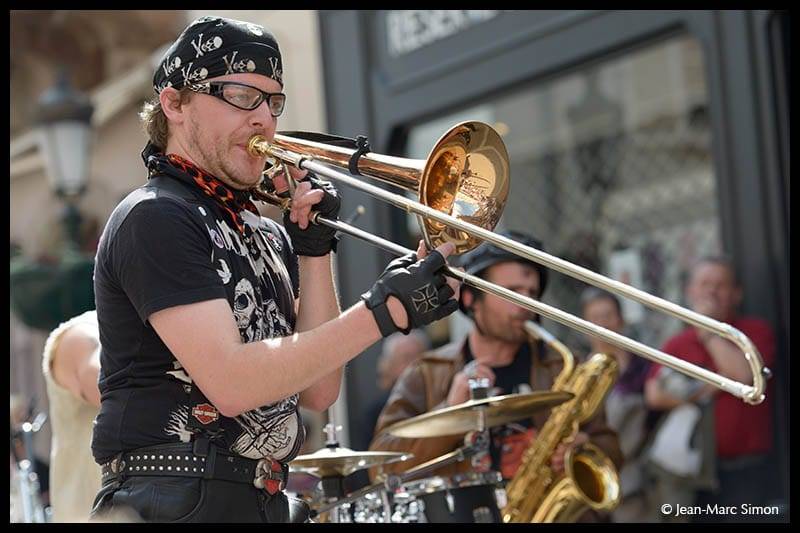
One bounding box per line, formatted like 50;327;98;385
254;458;285;495
103;455;126;480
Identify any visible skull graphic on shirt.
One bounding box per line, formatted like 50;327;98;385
233;278;265;342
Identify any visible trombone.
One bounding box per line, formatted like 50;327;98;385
246;122;770;405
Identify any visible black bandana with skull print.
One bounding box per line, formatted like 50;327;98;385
153;16;283;94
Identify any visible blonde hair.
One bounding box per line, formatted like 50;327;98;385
138;89;193;151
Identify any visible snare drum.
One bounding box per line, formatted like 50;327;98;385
397;471;505;523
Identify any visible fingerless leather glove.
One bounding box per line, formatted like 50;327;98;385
283;173;341;256
361;250;458;337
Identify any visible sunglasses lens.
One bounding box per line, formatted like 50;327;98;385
268;94;286;117
216;83;286;115
222;84;262;110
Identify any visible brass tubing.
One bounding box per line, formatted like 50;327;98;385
247;135;769;405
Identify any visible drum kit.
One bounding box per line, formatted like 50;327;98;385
287;383;573;523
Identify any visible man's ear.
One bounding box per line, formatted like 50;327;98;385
160;87;187;124
461;286;476;314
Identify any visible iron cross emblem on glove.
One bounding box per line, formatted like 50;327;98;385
411;283;440;313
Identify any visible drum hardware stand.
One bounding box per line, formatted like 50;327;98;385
10;405;49;523
308;379;493;522
317;412;350;522
319;475;349;523
322;419;343;450
466;378;491;470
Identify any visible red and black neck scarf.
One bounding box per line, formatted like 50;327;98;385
143;143;259;236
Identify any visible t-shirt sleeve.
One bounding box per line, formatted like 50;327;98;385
111;198;227;323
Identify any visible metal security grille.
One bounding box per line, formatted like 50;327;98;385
407;34;722;355
503;103;720;355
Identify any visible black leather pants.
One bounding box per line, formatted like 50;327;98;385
90;474;310;523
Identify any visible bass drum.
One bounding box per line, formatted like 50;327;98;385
397;471;505;523
351;491;424;523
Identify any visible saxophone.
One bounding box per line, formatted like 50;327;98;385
501;321;621;523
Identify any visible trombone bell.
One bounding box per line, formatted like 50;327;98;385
420;122;509;253
248;121;509;254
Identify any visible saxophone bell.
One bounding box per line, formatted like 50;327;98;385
531;442;621;523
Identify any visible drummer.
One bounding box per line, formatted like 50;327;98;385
368;231;623;515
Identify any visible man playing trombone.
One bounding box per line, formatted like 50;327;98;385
89;15;460;523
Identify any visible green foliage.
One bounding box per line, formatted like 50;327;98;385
9;251;95;331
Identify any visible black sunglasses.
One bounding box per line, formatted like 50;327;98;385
188;81;286;117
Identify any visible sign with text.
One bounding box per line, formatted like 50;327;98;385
386;10;500;57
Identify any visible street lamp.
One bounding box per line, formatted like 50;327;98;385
35;68;94;248
9;68;97;332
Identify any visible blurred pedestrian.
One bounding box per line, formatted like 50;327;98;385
644;256;776;523
41;310;103;522
581;288;655;522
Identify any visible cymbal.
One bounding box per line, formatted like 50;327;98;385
383;391;574;438
289;446;413;477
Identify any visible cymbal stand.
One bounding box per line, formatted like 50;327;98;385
318;411;349;522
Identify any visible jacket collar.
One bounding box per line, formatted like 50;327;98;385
420;335;552;369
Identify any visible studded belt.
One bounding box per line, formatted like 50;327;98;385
100;440;289;495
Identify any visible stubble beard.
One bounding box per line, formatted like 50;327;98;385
186;120;260;190
478;311;528;345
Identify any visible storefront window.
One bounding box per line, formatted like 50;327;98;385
406;34;721;352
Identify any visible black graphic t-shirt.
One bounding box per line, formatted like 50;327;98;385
91;171;304;464
463;339;534;473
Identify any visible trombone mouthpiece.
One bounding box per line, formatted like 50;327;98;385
247;135;269;157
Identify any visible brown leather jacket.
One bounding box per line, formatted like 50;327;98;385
368;337;624;481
